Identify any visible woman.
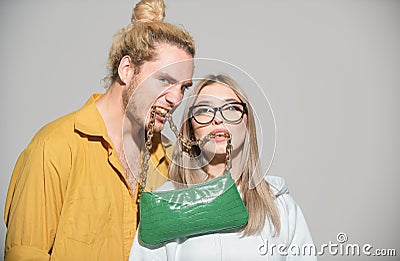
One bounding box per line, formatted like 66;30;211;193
130;74;316;260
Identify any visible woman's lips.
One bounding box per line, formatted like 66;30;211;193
213;135;227;142
209;129;229;142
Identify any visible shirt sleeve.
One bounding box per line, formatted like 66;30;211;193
4;139;69;260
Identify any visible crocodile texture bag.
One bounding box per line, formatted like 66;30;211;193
137;110;248;246
138;171;248;246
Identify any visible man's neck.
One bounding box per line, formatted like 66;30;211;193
95;84;125;143
96;84;141;192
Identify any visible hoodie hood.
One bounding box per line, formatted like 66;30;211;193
265;176;289;197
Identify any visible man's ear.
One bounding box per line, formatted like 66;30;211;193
118;55;135;84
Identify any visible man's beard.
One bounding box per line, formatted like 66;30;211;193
123;79;147;129
123;80;162;134
122;79;136;111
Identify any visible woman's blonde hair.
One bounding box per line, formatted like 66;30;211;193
169;74;280;236
105;0;195;87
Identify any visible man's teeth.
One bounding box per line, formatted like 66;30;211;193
155;107;167;116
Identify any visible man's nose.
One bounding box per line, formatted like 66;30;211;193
165;85;184;106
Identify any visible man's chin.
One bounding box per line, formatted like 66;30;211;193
151;121;164;134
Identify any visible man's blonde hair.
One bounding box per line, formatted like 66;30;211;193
105;0;195;87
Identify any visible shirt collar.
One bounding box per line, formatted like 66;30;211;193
74;94;108;137
74;94;172;163
151;132;173;163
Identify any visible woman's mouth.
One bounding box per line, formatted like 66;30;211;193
214;135;227;142
209;129;230;142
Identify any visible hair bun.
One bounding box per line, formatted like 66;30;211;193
132;0;165;23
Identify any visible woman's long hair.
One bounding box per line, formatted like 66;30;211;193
168;74;280;236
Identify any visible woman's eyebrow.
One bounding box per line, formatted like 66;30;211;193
193;100;211;105
224;98;241;103
194;98;241;105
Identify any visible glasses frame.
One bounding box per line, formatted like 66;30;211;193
189;101;248;125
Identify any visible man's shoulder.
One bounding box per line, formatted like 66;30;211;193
31;111;77;146
30;94;101;147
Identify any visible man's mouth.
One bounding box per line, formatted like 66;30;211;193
154;106;168;117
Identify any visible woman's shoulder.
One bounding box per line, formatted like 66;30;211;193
263;176;315;252
155;180;176;191
264;175;303;219
264;175;289;197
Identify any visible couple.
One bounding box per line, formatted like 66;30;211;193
4;0;314;260
129;74;316;260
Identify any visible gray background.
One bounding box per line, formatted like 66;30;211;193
1;0;399;260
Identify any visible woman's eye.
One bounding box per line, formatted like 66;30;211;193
226;105;240;111
198;108;210;114
194;107;213;115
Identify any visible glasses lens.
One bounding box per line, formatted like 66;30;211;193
221;103;244;122
192;106;215;124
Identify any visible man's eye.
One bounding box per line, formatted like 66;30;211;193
159;78;168;84
181;85;191;91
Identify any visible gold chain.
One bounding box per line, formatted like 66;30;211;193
139;109;156;191
139;110;232;191
165;112;232;172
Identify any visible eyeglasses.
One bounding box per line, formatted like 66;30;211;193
190;102;247;125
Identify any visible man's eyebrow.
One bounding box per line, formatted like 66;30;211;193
158;72;177;83
157;72;192;87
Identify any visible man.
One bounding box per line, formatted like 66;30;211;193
4;0;195;260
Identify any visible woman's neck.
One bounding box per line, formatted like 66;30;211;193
204;148;243;179
204;155;227;178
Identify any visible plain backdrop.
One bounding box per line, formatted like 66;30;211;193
1;1;399;260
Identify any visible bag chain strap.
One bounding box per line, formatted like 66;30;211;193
139;108;232;192
138;109;156;192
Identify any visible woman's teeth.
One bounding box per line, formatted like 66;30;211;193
212;132;229;137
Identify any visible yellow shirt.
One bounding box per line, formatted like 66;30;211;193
4;94;172;261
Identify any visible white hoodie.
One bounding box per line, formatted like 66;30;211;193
130;176;317;260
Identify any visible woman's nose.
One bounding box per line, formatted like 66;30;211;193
212;110;224;125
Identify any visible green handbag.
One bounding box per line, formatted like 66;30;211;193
137;110;249;247
138;171;248;246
